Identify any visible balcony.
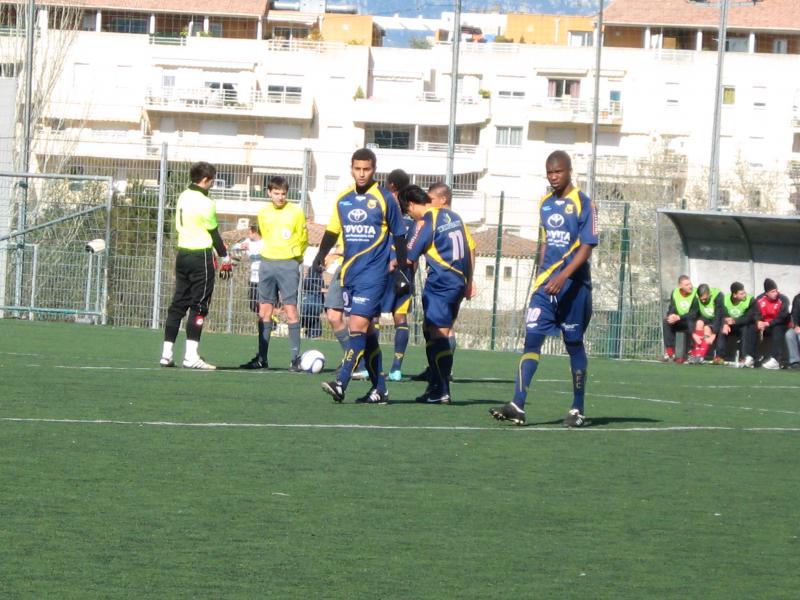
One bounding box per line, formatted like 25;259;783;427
530;97;623;126
143;86;314;121
354;93;490;127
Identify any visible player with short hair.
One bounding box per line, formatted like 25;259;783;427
241;176;308;370
712;281;756;366
490;150;598;427
382;168;414;381
411;181;476;384
160;161;231;370
662;275;698;363
688;283;720;363
403;185;474;404
313;148;408;404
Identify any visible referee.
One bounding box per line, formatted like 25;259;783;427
239;176;308;370
160;161;231;370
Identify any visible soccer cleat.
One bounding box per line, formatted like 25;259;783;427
425;393;452;405
183;357;216;370
321;380;345;403
240;356;267;370
711;357;725;366
288;356;303;372
351;369;370;381
761;357;780;370
387;370;403;382
355;388;389;404
489;402;526;425
743;355;755;368
661;352;673;363
563;409;587;428
160;356;175;368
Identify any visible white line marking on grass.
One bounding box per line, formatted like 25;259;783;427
2;417;800;433
551;390;800;416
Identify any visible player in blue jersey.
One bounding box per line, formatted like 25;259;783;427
403;185;474;405
312;148;409;404
490;150;598;427
381;168;415;381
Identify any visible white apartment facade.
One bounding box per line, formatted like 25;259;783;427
2;4;799;236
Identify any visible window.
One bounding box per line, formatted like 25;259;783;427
215;172;235;189
773;39;788;54
208;22;223;37
665;82;680;106
548;78;580;98
725;36;748;52
267;85;301;104
722;86;736;105
752;86;766;109
718;190;730;207
273;26;309;40
609;90;622;103
372;129;411;149
109;17;147;34
485;265;494;279
793;133;800;153
498;90;525;100
496;126;523;147
81;14;95;31
568;31;594;47
0;63;18;77
503;266;513;280
748;190;761;209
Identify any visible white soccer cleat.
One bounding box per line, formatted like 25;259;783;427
761;357;780;370
743;355;755;368
159;356;175;368
183;357;216;370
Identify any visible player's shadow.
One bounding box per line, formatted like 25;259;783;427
523;416;662;427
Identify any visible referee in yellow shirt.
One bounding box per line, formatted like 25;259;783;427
240;176;309;370
160;161;231;370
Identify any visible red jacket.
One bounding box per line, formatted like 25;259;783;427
755;292;790;327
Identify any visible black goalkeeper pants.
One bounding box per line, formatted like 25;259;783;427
165;248;215;342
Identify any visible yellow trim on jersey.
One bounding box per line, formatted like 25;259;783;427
394;296;412;315
532;239;581;293
339;183;389;282
539;187;583;217
465;224;476;252
424;208;466;282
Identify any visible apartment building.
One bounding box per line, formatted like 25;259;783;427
1;0;799;236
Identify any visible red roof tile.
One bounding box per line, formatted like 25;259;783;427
46;1;269;18
605;0;800;32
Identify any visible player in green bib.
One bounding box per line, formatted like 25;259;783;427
662;275;697;363
712;281;756;366
687;283;720;363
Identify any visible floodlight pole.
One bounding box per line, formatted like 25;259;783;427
708;0;730;211
446;0;461;188
588;0;604;202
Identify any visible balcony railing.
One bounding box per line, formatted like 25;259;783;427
265;39;346;53
416;91;482;105
531;97;623;122
145;86;303;112
414;141;479;154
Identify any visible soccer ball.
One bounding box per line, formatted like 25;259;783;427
299;350;325;374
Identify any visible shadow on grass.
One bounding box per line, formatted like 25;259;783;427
522;416;662;427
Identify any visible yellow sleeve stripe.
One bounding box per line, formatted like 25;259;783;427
532;238;581;293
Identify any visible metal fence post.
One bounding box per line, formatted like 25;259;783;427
609;202;630;358
226;276;234;333
151;142;168;329
490;191;505;351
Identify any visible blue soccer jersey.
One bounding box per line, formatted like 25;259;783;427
326;182;406;290
533;187;598;293
407;207;472;293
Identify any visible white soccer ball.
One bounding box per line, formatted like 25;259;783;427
299;350;326;374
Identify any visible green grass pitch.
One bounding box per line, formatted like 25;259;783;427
1;319;799;598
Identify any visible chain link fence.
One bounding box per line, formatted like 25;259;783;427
0;136;685;359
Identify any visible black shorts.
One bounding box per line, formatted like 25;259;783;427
168;248;215;318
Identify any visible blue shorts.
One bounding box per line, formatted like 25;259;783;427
525;281;592;342
343;280;386;319
422;285;465;328
380;272;413;315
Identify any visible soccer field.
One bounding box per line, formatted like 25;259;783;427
1;320;798;599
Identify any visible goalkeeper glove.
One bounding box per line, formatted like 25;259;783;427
219;255;233;280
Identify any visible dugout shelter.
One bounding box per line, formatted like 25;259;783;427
657;209;800;302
